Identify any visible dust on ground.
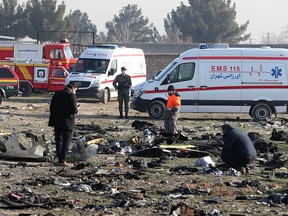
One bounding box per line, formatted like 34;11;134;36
0;95;287;216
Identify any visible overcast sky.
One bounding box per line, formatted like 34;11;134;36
19;0;288;43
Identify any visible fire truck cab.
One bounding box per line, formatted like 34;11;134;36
0;40;77;71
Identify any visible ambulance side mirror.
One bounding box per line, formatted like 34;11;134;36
156;70;162;76
64;71;69;77
163;74;171;84
152;70;162;80
108;68;115;76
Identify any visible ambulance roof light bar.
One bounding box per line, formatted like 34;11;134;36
199;43;208;49
199;43;230;49
89;44;118;49
210;43;229;49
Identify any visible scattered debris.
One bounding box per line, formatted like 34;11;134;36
270;128;288;141
0;132;49;161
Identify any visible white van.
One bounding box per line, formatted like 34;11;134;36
131;44;288;121
66;44;146;103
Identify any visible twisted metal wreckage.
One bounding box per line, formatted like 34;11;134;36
0;121;287;214
0;120;285;162
0;132;48;161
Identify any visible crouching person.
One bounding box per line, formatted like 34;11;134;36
221;124;257;173
164;85;181;144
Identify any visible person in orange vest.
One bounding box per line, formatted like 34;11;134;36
164;85;181;144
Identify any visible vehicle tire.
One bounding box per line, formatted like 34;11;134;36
100;88;109;104
250;103;272;121
0;94;2;105
148;100;166;119
20;82;33;97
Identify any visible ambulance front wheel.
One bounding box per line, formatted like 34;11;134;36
20;82;33;97
250;103;272;121
100;88;109;104
148;100;166;119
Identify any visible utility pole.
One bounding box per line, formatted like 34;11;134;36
249;36;256;44
262;32;276;44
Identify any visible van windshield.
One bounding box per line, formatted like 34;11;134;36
154;61;177;81
72;58;109;73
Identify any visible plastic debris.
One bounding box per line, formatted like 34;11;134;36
195;156;215;167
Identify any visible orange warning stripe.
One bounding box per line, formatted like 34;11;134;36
0;79;17;83
18;66;32;80
49;77;66;80
0;47;13;50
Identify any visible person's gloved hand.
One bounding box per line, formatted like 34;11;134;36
124;83;130;88
170;107;178;114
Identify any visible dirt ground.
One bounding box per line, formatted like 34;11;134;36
0;94;287;216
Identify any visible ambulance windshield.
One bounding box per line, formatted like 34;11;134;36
154;61;177;81
72;59;109;73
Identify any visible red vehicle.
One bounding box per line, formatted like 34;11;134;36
0;65;20;103
0;60;68;96
0;40;77;71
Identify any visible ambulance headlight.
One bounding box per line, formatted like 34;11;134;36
133;88;145;98
90;80;99;87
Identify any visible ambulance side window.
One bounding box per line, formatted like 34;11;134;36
0;68;14;78
169;63;195;83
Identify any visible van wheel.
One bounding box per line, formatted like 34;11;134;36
0;94;2;105
20;83;33;97
251;103;272;121
148;100;166;119
100;89;109;104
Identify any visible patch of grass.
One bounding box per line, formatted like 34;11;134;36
277;142;288;152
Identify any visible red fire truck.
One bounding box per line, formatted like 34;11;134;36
0;39;77;71
0;60;68;96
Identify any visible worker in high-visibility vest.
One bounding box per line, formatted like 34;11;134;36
164;85;181;144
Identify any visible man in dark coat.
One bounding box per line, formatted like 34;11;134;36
49;82;79;166
113;66;132;119
221;124;257;173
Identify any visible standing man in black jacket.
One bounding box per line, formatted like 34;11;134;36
113;66;132;119
49;82;79;166
221;124;257;173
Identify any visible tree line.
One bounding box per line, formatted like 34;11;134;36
0;0;250;45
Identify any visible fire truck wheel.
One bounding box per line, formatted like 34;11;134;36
148;100;166;119
100;88;109;104
251;103;272;121
20;83;33;97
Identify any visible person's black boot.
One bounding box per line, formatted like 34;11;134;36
118;112;123;119
125;111;129;119
166;134;174;144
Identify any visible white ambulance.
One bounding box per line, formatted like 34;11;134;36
131;43;288;121
65;44;146;103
